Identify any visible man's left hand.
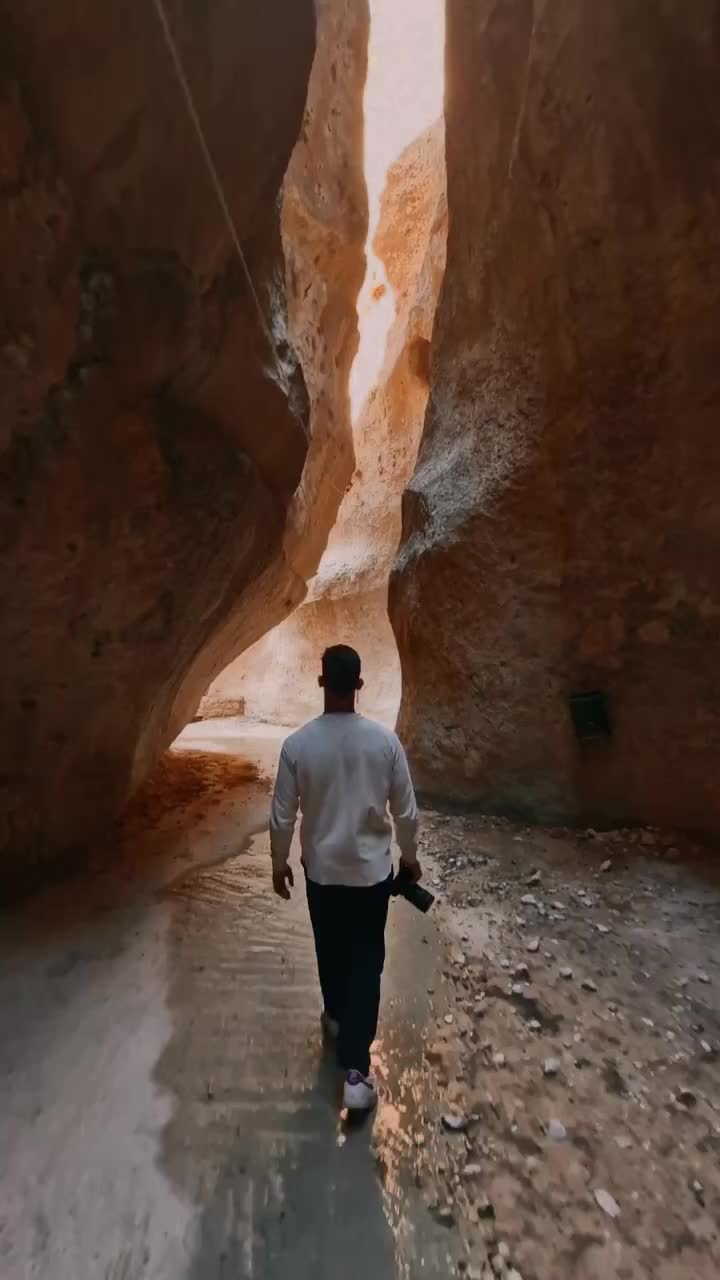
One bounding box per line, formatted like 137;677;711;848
399;857;423;884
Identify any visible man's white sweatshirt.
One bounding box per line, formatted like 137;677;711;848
269;713;419;887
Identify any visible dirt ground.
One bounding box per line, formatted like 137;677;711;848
2;719;718;1279
0;729;453;1280
417;812;720;1280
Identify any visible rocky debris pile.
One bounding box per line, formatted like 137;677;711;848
120;750;261;835
416;811;720;1278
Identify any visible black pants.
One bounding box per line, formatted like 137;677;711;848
306;874;392;1076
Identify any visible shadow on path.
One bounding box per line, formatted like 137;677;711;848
155;836;450;1278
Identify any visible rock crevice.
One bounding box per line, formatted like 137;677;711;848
210;0;447;728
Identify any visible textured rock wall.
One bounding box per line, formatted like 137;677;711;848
198;0;369;726
0;0;319;881
391;0;720;832
211;0;448;730
221;121;447;727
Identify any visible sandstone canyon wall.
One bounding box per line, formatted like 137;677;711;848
391;0;720;833
208;0;447;729
0;0;350;884
198;0;369;724
215;123;446;727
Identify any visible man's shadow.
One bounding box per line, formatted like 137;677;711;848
184;1049;400;1280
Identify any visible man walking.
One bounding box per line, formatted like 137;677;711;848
269;644;421;1111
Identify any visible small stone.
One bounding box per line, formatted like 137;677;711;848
444;1014;455;1024
442;1111;468;1133
492;1052;506;1068
513;963;531;981
544;1057;561;1077
520;894;537;906
600;860;612;873
596;924;611;934
528;1019;542;1032
463;1162;483;1178
614;1135;632;1150
497;1243;511;1261
511;983;527;997
477;1197;496;1220
594;1188;621;1219
490;1256;505;1277
559;967;574;980
527;937;540;953
546;1118;567;1142
527;871;542;885
500;958;511;970
697;972;711;985
434;1205;455;1226
451;949;466;966
581;978;598;993
674;1087;697;1108
692;1179;705;1206
700;1039;714;1056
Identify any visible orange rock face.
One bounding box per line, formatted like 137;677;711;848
0;1;317;881
212;4;447;729
221;122;447;727
199;0;370;727
391;0;720;831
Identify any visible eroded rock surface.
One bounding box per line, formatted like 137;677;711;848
198;0;369;727
0;0;317;882
216;27;447;728
391;0;720;831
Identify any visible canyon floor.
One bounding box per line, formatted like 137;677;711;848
1;719;719;1279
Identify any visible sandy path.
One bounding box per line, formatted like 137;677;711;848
0;723;452;1279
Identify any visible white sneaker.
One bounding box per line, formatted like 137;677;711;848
321;1011;340;1041
343;1070;378;1112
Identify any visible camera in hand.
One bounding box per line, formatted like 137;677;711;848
391;863;435;914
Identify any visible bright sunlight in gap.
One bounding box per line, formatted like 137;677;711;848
349;0;446;425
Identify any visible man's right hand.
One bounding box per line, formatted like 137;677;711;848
273;864;294;900
399;858;422;884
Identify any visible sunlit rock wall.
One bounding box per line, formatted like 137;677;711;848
213;0;446;728
391;0;720;833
